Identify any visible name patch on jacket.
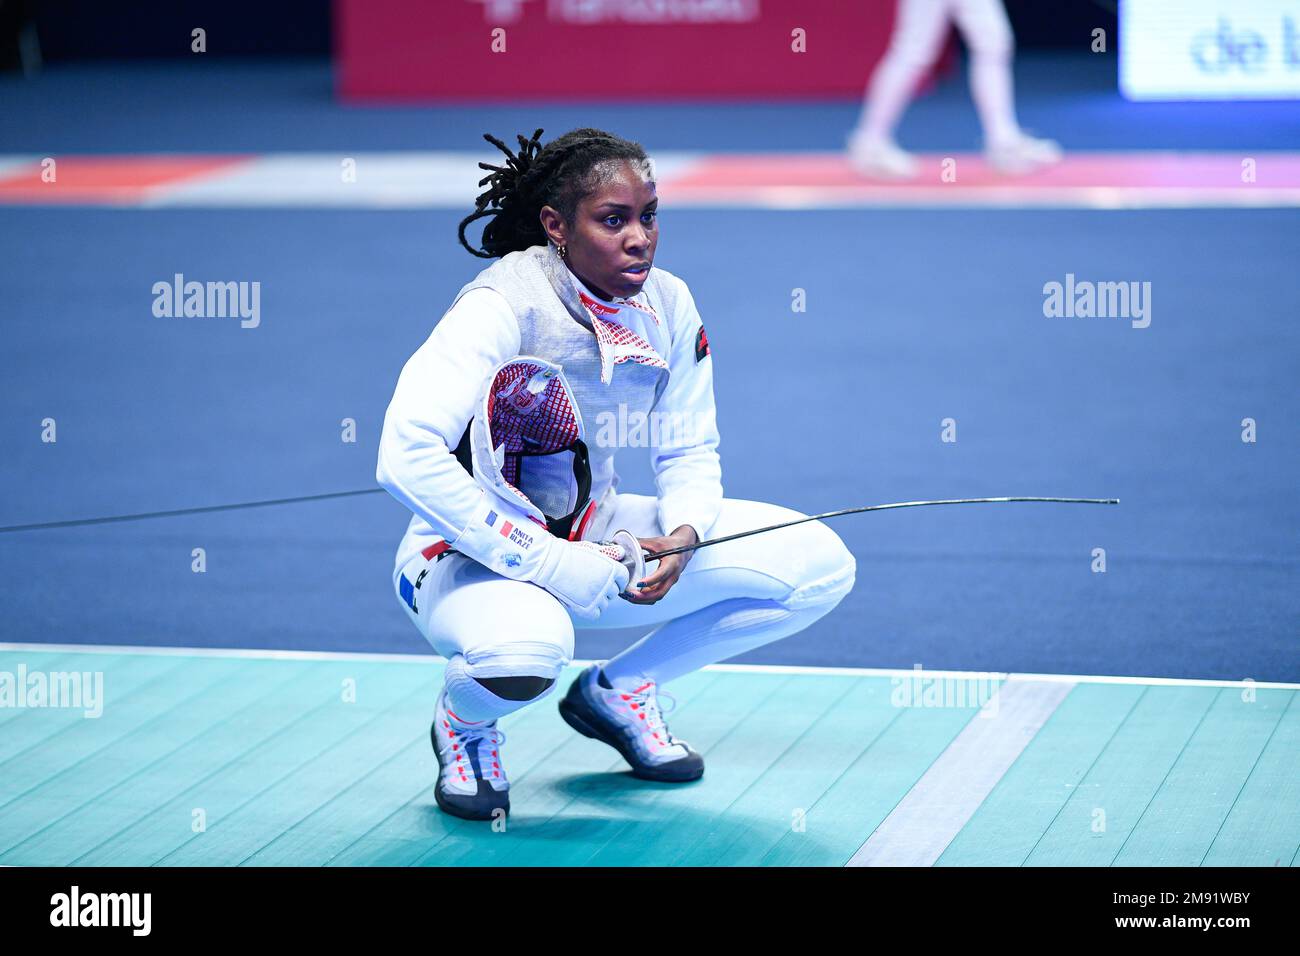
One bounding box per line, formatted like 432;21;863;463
486;510;534;550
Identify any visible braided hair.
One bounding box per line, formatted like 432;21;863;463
458;127;652;259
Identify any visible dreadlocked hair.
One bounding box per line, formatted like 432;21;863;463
458;127;652;259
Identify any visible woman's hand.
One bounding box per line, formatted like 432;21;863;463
620;524;698;605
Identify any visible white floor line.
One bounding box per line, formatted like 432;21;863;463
700;663;1298;689
0;642;439;664
0;641;1295;689
847;678;1077;867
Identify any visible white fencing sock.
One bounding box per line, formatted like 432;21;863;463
601;596;837;689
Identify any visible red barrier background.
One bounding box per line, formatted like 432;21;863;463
337;0;938;101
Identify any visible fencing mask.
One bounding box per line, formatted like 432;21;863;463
456;357;597;542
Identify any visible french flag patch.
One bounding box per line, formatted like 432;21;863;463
399;575;417;613
486;509;514;539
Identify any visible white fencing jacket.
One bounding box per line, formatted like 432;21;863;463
377;242;723;575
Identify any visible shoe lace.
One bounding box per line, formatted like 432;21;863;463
443;721;506;763
447;722;506;749
618;680;680;746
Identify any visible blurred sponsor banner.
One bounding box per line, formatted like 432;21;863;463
1121;0;1300;100
338;0;900;100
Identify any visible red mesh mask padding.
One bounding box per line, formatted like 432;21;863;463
468;358;593;539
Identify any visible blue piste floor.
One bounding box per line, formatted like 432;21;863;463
2;204;1295;681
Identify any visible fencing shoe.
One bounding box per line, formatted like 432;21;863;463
430;687;509;821
847;130;920;180
558;664;704;782
985;131;1063;174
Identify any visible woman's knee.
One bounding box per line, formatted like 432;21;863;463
454;588;575;684
440;590;575;716
474;675;556;701
704;499;856;609
443;644;567;721
778;521;857;612
458;630;574;684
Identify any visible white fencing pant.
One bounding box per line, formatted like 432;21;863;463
856;0;1019;147
393;493;857;723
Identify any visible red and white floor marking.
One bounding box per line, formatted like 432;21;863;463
1;151;1298;209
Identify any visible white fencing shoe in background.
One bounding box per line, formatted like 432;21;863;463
847;129;920;180
985;131;1064;174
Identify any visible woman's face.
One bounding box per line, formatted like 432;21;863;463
541;159;659;302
